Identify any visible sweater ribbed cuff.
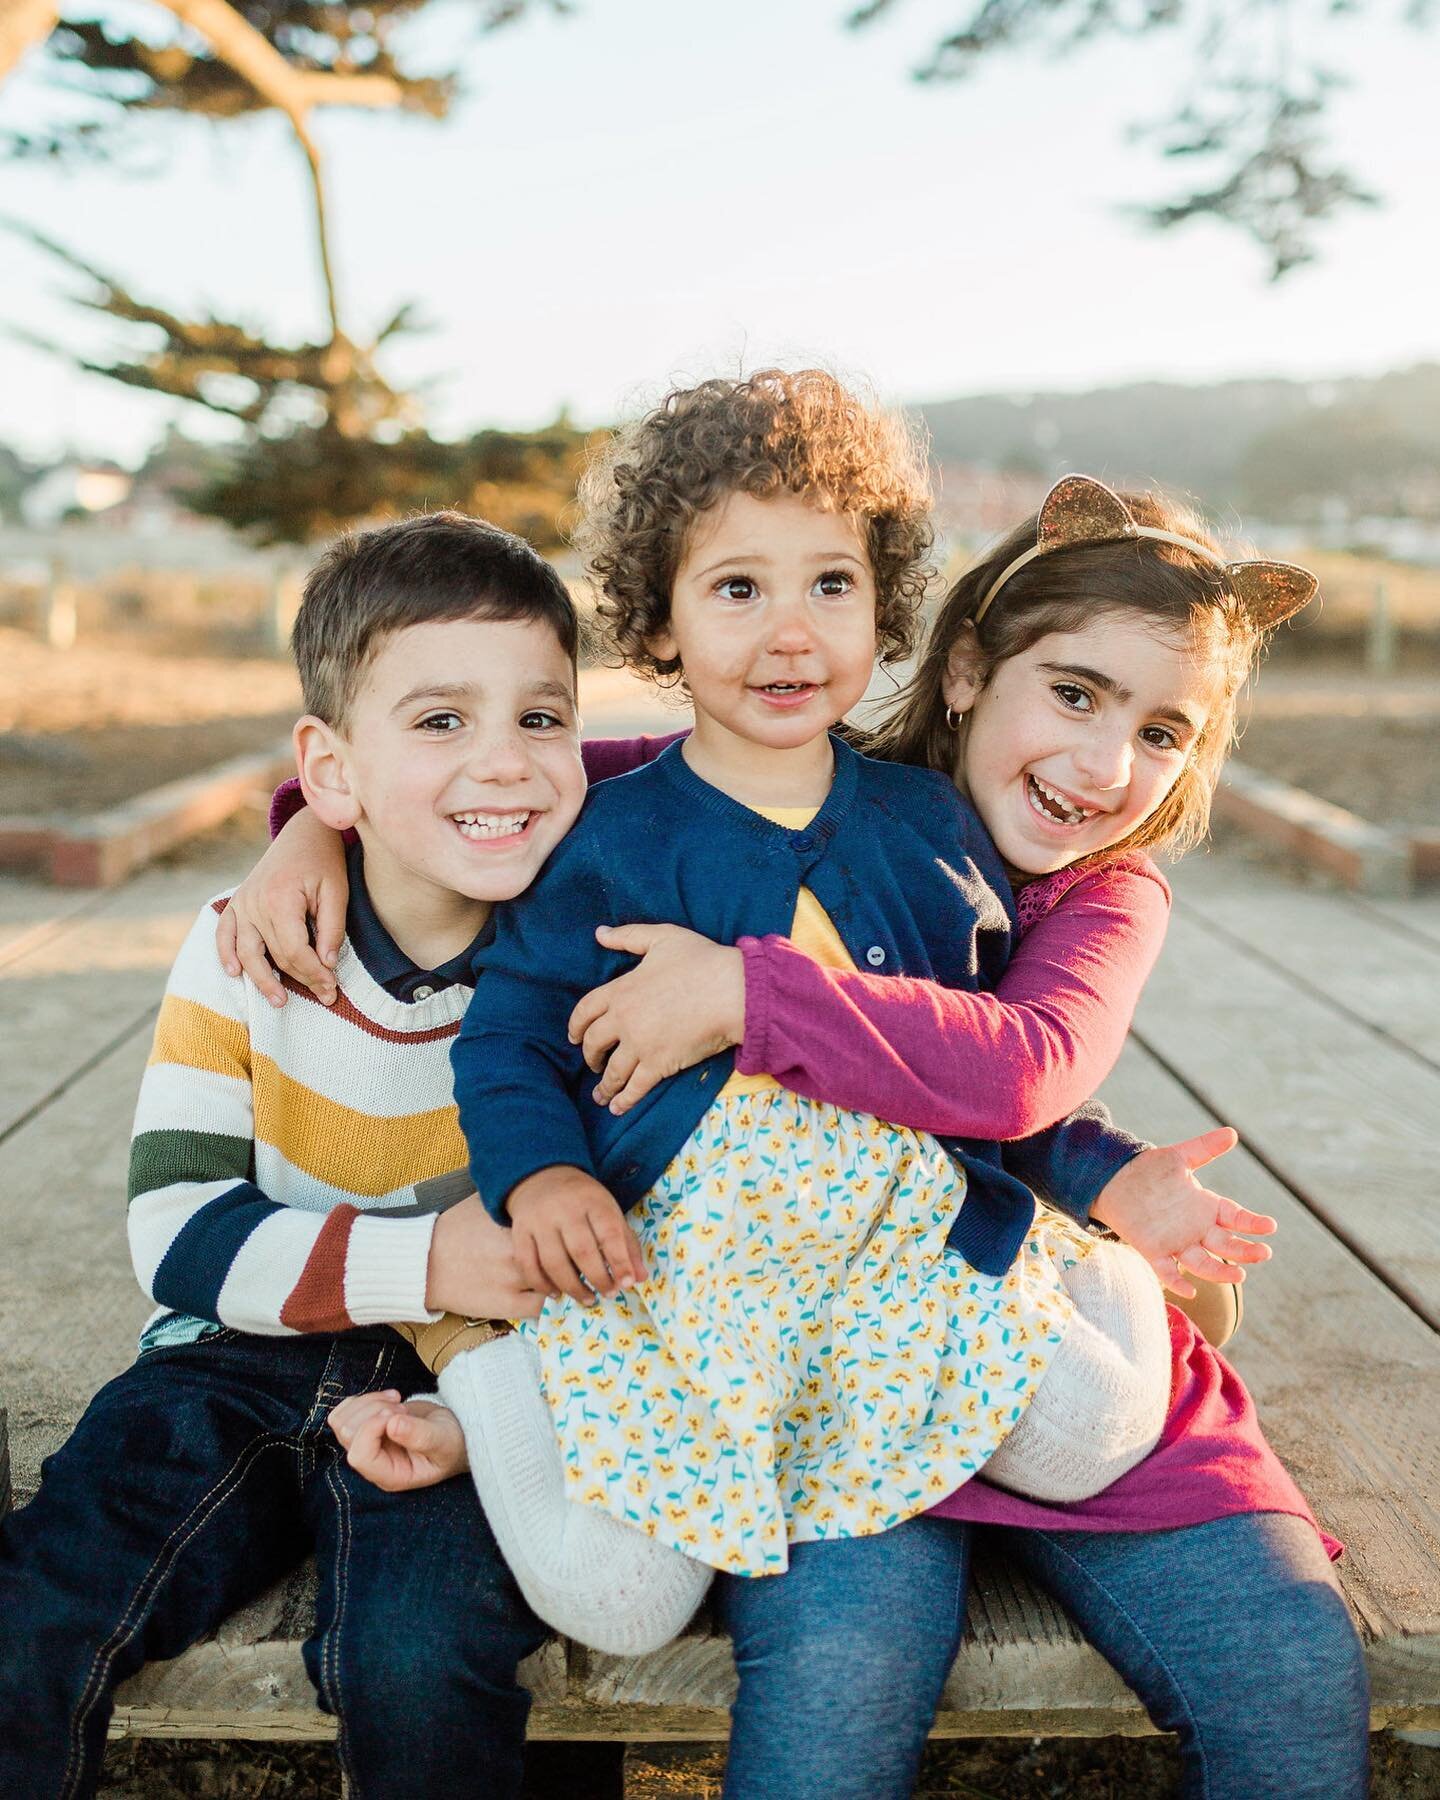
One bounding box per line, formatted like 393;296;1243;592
734;936;776;1077
343;1213;442;1325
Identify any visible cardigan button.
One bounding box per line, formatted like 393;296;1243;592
865;945;886;967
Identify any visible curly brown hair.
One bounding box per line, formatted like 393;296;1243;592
864;489;1267;867
573;369;934;685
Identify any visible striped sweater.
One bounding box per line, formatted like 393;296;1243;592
128;893;471;1337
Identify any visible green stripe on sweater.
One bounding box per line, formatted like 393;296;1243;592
129;1129;254;1205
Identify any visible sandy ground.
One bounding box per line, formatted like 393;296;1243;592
1234;712;1439;829
0;631;681;815
5;628;1440;835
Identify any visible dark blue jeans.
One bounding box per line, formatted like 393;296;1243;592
716;1511;1369;1800
0;1328;547;1800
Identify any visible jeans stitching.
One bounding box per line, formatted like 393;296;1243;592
318;1453;357;1794
60;1433;286;1800
1028;1531;1211;1795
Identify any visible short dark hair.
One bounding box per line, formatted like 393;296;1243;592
293;511;578;727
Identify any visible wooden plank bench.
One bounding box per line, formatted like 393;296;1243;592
3;838;1438;1775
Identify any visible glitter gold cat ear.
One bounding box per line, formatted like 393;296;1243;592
1221;561;1321;630
972;473;1319;629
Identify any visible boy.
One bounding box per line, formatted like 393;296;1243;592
0;513;589;1797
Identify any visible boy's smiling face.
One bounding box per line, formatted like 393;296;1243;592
305;615;586;919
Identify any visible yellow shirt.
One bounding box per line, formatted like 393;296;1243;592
722;806;856;1098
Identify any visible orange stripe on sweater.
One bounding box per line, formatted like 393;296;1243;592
280;1205;358;1333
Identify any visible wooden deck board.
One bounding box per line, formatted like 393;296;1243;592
0;879;101;968
0;852;247;1142
1172;854;1440;1068
1355;889;1440;954
1097;1043;1440;1701
1132;887;1440;1330
2;839;1437;1739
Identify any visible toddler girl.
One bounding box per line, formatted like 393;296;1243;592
434;378;1309;1607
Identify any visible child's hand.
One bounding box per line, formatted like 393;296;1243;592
216;807;349;1007
1090;1127;1276;1298
329;1391;467;1491
426;1195;547;1321
507;1166;645;1305
569;923;746;1115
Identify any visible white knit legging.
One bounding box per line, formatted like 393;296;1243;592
980;1238;1172;1504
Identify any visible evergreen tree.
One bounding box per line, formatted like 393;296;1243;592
3;1;577;543
849;0;1414;276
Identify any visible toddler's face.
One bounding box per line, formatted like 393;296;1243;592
340;615;586;904
652;490;877;753
946;614;1218;875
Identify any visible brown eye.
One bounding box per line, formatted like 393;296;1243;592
718;577;757;602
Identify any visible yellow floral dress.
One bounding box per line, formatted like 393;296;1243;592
522;808;1093;1576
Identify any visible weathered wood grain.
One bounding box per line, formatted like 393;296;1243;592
0;878;100;968
0;1033;159;1498
1173;854;1440;1067
1355;889;1440;954
1130;906;1440;1328
1098;1039;1440;1721
0;846;250;1142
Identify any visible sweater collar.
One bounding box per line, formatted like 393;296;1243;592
653;731;860;846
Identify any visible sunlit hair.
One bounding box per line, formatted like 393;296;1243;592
293;511;577;729
864;490;1265;865
574;368;934;684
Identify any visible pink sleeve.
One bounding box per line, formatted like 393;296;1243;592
735;862;1171;1140
579;730;687;783
269;776;305;839
266;730;689;838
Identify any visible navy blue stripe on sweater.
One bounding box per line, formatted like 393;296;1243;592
150;1182;278;1323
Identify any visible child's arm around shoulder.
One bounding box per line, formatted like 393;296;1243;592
727;855;1169;1140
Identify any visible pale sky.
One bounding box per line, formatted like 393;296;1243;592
1;0;1437;466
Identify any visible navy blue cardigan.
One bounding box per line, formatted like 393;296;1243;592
453;737;1141;1278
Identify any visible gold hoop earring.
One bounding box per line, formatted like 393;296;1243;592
945;706;965;731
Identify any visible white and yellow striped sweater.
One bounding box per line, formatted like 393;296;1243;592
127;893;470;1337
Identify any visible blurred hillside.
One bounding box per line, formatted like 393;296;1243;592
917;363;1440;537
5;364;1440;571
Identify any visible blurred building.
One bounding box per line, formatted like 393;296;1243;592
20;462;132;529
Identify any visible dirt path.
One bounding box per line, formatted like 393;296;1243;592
0;637;681;817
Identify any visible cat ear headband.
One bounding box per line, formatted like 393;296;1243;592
973;474;1319;630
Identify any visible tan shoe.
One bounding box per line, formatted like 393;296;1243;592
391;1314;512;1376
1169;1283;1242;1351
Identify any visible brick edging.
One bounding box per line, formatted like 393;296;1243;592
0;739;294;889
1213;762;1418;897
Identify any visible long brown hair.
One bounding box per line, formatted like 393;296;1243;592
865;490;1265;864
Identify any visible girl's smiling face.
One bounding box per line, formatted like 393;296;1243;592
650;490;878;764
945;613;1219;875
